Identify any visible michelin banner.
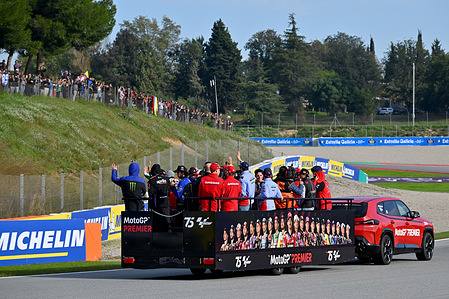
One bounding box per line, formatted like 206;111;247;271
0;219;86;266
250;156;367;183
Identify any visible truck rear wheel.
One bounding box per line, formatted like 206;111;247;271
287;266;301;274
271;267;284;275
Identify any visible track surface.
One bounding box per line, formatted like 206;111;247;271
2;239;449;298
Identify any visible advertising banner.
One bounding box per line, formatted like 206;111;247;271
250;138;314;146
0;219;86;266
72;208;110;241
271;158;286;176
328;160;344;177
214;210;354;270
319;137;449;147
107;205;125;240
299;156;315;170
314;158;330;174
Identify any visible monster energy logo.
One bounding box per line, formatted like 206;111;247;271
129;182;136;191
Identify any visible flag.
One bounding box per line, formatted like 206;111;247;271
152;96;158;116
83;71;89;80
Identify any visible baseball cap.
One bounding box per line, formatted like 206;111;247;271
263;168;273;177
226;165;236;174
300;168;309;175
305;216;310;222
188;167;199;176
294;214;299;222
262;218;266;223
287;212;292;219
166;170;175;178
311;166;322;173
210;162;222;171
175;165;187;173
240;161;249;169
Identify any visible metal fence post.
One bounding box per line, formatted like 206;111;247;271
181;143;185;165
20;174;24;217
206;140;209;162
219;138;221;154
41;174;46;213
195;142;198;169
99;168;103;207
237;140;240;152
157;151;160;164
170;147;173;171
247;140;250;164
60;172;64;212
270;148;273;159
80;171;84;210
259;147;261;163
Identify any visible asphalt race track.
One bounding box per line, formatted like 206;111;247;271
1;239;448;298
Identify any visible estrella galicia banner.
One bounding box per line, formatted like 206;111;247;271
250;138;314;146
0;219;86;266
319;137;449;147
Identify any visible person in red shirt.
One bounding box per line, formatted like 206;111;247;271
311;166;332;210
198;162;224;211
221;165;241;211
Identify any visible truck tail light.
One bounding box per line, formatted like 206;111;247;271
203;258;214;265
355;219;379;225
123;257;135;264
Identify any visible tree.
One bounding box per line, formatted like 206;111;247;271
26;0;116;74
270;13;318;119
422;39;449;111
0;0;34;70
173;37;206;103
204;19;242;113
310;71;349;115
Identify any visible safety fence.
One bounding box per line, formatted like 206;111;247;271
0;78;232;131
0;139;271;219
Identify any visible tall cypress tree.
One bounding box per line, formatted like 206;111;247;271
204;19;242;113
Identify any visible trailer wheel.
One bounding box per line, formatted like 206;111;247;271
287;266;301;274
271;267;284;275
190;268;206;276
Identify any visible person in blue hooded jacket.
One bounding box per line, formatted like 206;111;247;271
111;162;146;211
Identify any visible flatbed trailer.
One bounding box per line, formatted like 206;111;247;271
121;198;355;275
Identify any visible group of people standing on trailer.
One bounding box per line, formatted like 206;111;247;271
220;211;352;251
111;152;333;218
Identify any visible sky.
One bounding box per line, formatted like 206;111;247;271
2;0;448;63
110;0;449;60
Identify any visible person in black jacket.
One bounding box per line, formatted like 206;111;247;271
111;162;146;211
147;163;172;231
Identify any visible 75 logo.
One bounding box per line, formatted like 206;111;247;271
184;216;213;228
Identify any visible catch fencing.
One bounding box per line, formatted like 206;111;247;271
0;139;271;219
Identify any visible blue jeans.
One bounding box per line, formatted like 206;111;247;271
239;205;250;211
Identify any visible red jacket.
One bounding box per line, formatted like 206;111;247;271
221;176;241;211
313;171;331;210
198;173;224;211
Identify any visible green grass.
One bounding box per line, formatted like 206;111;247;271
360;168;449;178
0;92;249;175
0;261;120;277
373;182;449;193
435;231;449;240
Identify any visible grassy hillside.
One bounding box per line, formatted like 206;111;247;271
0;92;244;175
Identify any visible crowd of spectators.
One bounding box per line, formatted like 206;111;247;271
0;62;232;131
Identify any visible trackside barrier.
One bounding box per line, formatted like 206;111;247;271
249;155;368;183
2;204;126;242
0;220;101;266
250;137;449;146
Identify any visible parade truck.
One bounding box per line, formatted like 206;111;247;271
121;198;356;275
